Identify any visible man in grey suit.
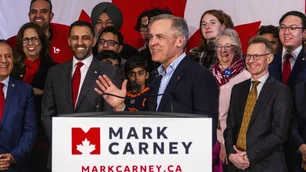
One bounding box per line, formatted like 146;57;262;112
224;36;292;171
41;21;122;169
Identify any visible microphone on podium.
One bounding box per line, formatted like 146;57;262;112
96;80;174;112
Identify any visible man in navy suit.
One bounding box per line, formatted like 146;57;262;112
269;11;306;171
0;40;37;171
269;11;306;90
94;14;219;145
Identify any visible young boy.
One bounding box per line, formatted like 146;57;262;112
124;56;150;111
96;50;121;67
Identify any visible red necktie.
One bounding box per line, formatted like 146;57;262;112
282;53;292;85
72;62;84;108
0;83;6;122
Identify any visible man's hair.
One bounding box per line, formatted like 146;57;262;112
15;22;51;67
279;11;306;29
0;39;9;44
98;26;124;45
69;21;95;37
257;25;279;39
248;36;274;54
150;14;189;47
135;10;149;32
124;56;148;76
96;50;121;66
215;28;242;56
147;8;172;21
30;0;53;12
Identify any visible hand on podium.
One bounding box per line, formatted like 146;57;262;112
95;75;127;111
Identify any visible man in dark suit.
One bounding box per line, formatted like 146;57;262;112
224;36;292;171
94;14;219;145
269;11;306;90
41;21;122;169
292;80;306;171
0;40;37;171
269;11;306;171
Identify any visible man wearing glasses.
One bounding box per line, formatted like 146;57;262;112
269;11;306;90
224;36;291;171
268;11;306;172
97;26;126;71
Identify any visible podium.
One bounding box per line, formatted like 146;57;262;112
52;111;212;172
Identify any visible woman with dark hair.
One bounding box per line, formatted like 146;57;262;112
11;22;55;172
212;29;250;171
189;9;234;70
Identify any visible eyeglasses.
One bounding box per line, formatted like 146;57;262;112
127;70;146;78
140;25;148;32
98;39;120;46
22;36;39;44
244;53;271;61
278;25;304;32
216;44;234;51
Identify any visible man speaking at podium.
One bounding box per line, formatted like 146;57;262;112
95;14;219;145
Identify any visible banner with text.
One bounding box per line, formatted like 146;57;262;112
52;117;212;172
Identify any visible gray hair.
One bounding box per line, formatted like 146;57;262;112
215;28;242;56
150;14;189;47
248;35;273;54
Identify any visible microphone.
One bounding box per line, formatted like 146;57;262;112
95;82;174;112
130;80;142;94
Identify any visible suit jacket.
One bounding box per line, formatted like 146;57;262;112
41;58;122;169
269;47;306;90
41;58;122;142
224;75;292;172
147;55;219;145
0;77;37;172
291;80;306;172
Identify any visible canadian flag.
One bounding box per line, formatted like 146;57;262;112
0;0;304;52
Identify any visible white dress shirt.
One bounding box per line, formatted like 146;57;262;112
281;45;302;70
71;55;93;105
250;72;269;97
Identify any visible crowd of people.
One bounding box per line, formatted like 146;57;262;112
0;0;306;172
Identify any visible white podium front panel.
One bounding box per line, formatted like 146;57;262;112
52;117;212;172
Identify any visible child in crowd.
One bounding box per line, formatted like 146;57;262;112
96;50;121;67
124;56;150;111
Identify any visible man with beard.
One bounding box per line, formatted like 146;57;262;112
41;21;122;170
7;0;73;64
90;2;138;60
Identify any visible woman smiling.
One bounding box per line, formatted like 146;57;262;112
11;22;55;172
212;28;251;171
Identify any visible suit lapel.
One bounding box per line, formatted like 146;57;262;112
248;76;273;128
0;78;16;127
75;59;101;111
288;47;306;88
61;61;73;110
148;75;162;111
157;56;190;112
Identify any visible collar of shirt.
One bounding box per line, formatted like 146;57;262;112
282;45;302;60
250;72;269;97
1;76;9;88
157;53;186;76
72;55;93;74
1;76;10;99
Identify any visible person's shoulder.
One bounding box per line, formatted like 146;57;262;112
12;78;32;91
184;55;209;72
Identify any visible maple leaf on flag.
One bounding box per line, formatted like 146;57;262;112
76;138;96;155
